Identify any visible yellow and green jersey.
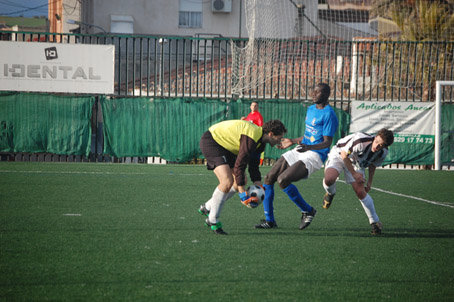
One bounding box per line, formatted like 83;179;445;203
209;120;263;155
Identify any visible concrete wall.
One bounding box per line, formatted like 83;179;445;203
85;0;248;38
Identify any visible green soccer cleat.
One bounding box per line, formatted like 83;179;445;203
198;204;210;217
205;219;227;235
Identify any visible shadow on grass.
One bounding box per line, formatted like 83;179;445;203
376;228;454;238
235;228;454;238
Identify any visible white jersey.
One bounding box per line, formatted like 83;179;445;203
330;132;388;169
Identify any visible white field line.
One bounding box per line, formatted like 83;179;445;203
0;170;207;176
338;179;454;209
0;170;147;175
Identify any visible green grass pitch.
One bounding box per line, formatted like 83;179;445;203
1;162;453;301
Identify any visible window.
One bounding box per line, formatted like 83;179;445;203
179;0;202;28
110;15;134;34
179;12;202;28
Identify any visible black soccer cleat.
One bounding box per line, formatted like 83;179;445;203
205;219;227;235
322;193;335;209
198;204;210;217
254;219;278;229
299;208;316;230
370;222;383;235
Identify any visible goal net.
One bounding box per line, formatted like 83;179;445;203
231;0;454;101
231;0;329;97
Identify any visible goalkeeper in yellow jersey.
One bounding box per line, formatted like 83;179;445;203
198;119;287;235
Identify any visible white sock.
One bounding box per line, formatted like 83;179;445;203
323;179;336;195
205;187;236;210
223;186;237;201
206;187;228;224
359;194;379;224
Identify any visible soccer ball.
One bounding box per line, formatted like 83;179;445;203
247;185;265;208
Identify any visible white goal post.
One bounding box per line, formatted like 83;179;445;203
435;81;454;171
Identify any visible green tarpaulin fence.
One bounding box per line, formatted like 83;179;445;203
100;97;350;161
101;97;228;161
0;92;94;156
1;92;453;166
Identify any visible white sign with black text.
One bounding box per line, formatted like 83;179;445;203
349;101;435;144
0;41;114;94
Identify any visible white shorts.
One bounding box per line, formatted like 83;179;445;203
325;151;365;184
282;149;323;177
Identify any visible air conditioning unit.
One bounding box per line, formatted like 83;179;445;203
212;0;232;13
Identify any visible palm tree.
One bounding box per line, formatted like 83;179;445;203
370;0;453;101
371;0;454;41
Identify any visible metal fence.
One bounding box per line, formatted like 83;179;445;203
2;31;453;108
1;31;453;168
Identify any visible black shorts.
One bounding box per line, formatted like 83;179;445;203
200;131;236;170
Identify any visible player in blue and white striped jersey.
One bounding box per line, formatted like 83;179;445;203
322;129;394;235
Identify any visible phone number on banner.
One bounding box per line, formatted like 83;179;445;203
394;134;434;144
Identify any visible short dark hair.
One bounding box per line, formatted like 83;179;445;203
316;83;331;103
263;119;287;136
378;128;394;146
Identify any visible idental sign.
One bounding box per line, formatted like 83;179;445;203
0;41;114;94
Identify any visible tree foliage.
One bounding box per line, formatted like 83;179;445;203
371;0;454;41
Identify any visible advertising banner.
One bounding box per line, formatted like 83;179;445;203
0;41;114;94
349;101;435;164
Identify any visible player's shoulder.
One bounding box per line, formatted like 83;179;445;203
315;104;336;116
325;104;337;115
351;132;375;150
307;104;317;110
356;132;373;139
321;105;338;124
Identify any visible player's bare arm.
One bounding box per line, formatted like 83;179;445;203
365;165;377;193
298;136;333;152
278;137;301;149
340;150;365;184
279;136;332;151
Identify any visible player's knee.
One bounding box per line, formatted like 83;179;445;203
277;175;290;189
264;174;275;186
354;188;366;199
324;177;336;186
219;179;234;192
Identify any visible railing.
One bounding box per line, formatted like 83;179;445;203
1;31;453;168
1;31;453;109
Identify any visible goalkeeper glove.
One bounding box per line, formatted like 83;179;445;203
239;192;259;208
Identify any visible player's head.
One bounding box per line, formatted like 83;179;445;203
263;119;287;147
250;101;259;112
372;128;394;152
313;83;331;105
263;119;287;136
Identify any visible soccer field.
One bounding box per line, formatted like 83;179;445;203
1;162;453;301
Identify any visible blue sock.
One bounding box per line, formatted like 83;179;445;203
263;184;275;222
283;184;312;212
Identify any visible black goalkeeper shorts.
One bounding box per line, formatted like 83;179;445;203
200;131;236;170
